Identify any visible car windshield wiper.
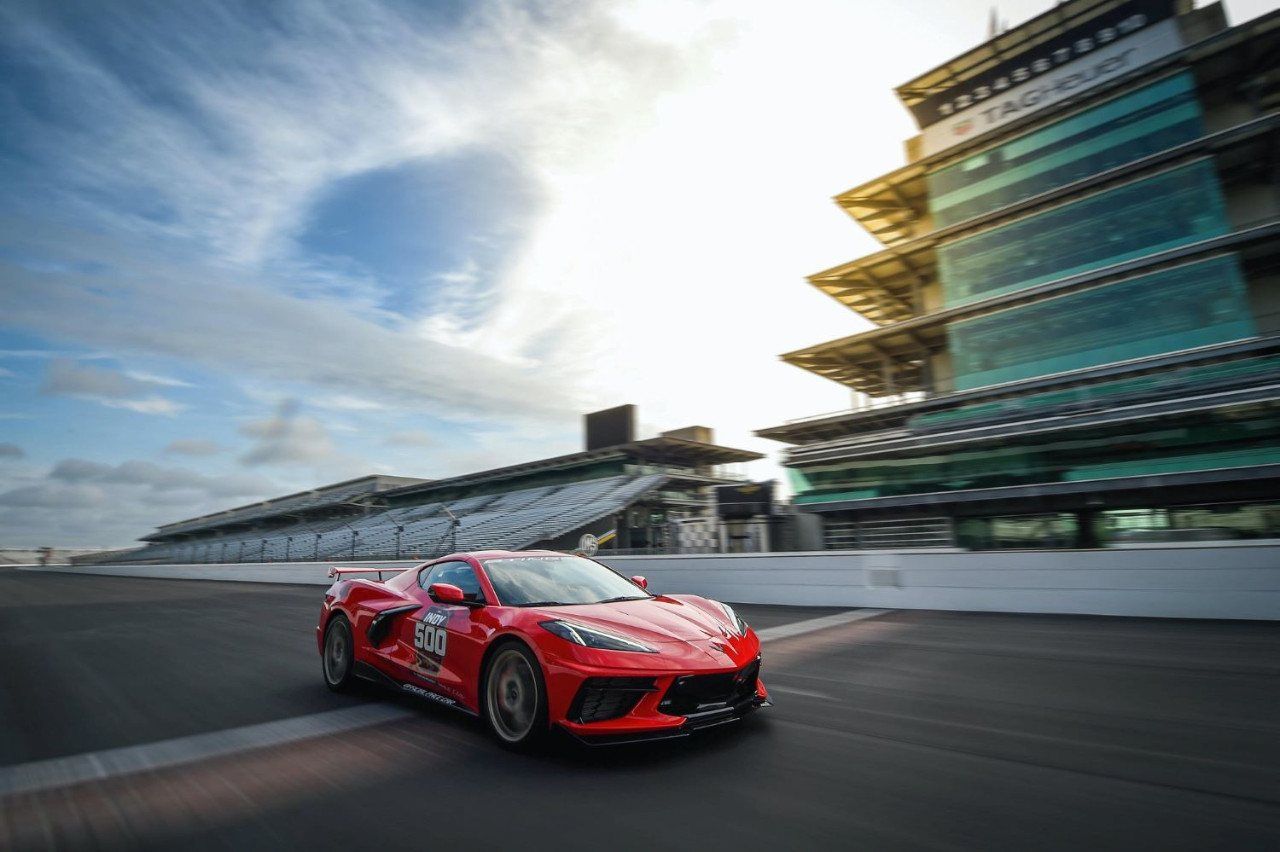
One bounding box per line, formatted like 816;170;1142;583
516;600;571;607
596;595;649;604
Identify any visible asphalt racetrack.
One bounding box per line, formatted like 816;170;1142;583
1;568;1278;850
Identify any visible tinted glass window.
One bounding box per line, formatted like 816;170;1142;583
481;555;649;606
946;254;1254;390
936;159;1230;307
788;402;1280;504
909;354;1280;431
928;73;1204;228
420;560;485;602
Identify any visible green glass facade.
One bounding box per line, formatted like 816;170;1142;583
911;354;1280;431
927;73;1204;228
937;158;1230;307
790;404;1280;504
946;255;1255;390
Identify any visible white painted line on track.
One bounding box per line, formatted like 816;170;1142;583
0;703;414;798
756;608;892;642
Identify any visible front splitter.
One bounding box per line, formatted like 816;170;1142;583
560;696;771;747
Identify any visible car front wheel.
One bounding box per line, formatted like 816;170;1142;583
482;642;548;749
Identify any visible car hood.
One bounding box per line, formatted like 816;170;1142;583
531;595;737;645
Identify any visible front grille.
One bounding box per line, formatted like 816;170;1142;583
659;659;760;717
570;677;657;723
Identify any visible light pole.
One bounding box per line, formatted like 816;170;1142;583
441;505;461;554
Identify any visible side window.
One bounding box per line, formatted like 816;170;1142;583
418;561;457;589
419;560;485;603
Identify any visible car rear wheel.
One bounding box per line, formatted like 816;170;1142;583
322;614;356;692
483;643;547;749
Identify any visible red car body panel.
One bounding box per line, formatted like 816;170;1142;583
317;550;768;741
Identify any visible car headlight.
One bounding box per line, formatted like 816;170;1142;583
718;602;748;637
539;620;657;653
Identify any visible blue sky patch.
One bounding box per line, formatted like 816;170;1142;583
297;149;542;319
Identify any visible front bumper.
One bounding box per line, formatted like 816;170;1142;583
551;655;771;745
560;692;771;746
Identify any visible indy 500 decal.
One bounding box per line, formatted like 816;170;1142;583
412;606;451;674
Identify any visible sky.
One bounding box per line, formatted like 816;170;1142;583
1;0;1274;548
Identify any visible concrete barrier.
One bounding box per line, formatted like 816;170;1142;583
20;560;403;585
604;544;1280;620
21;542;1280;620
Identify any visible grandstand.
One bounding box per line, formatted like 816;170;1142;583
84;407;761;564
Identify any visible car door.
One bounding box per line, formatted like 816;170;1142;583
397;560;490;711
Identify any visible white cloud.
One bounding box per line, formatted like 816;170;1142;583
2;228;574;423
435;259;481;287
0;457;279;546
42;359;146;399
49;457;270;497
238;399;337;467
163;438;224;457
0;482;106;510
40;359;185;416
312;394;386;412
123;370;193;388
384;430;434;448
104;396;185;416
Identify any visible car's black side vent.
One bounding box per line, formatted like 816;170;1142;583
366;604;420;647
659;659;759;717
569;677;657;723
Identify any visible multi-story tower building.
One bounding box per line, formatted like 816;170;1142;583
758;0;1280;550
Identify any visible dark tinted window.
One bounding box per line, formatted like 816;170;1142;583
937;159;1229;307
947;254;1253;389
420;560;485;602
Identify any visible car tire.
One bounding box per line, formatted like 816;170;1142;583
322;614;357;693
481;641;548;749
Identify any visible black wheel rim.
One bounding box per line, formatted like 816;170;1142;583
487;649;537;742
324;621;350;685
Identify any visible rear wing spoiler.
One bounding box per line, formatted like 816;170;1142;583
327;566;414;581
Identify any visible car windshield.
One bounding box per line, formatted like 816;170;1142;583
482;555;651;607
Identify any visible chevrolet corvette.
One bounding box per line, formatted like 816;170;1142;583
318;550;769;747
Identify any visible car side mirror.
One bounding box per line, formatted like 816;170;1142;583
631;575;648;590
429;582;482;607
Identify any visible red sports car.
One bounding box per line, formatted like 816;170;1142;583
317;550;769;747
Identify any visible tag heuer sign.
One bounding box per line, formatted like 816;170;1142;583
920;16;1182;157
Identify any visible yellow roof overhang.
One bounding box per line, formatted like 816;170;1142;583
808;241;936;325
833;164;928;246
781;323;948;396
